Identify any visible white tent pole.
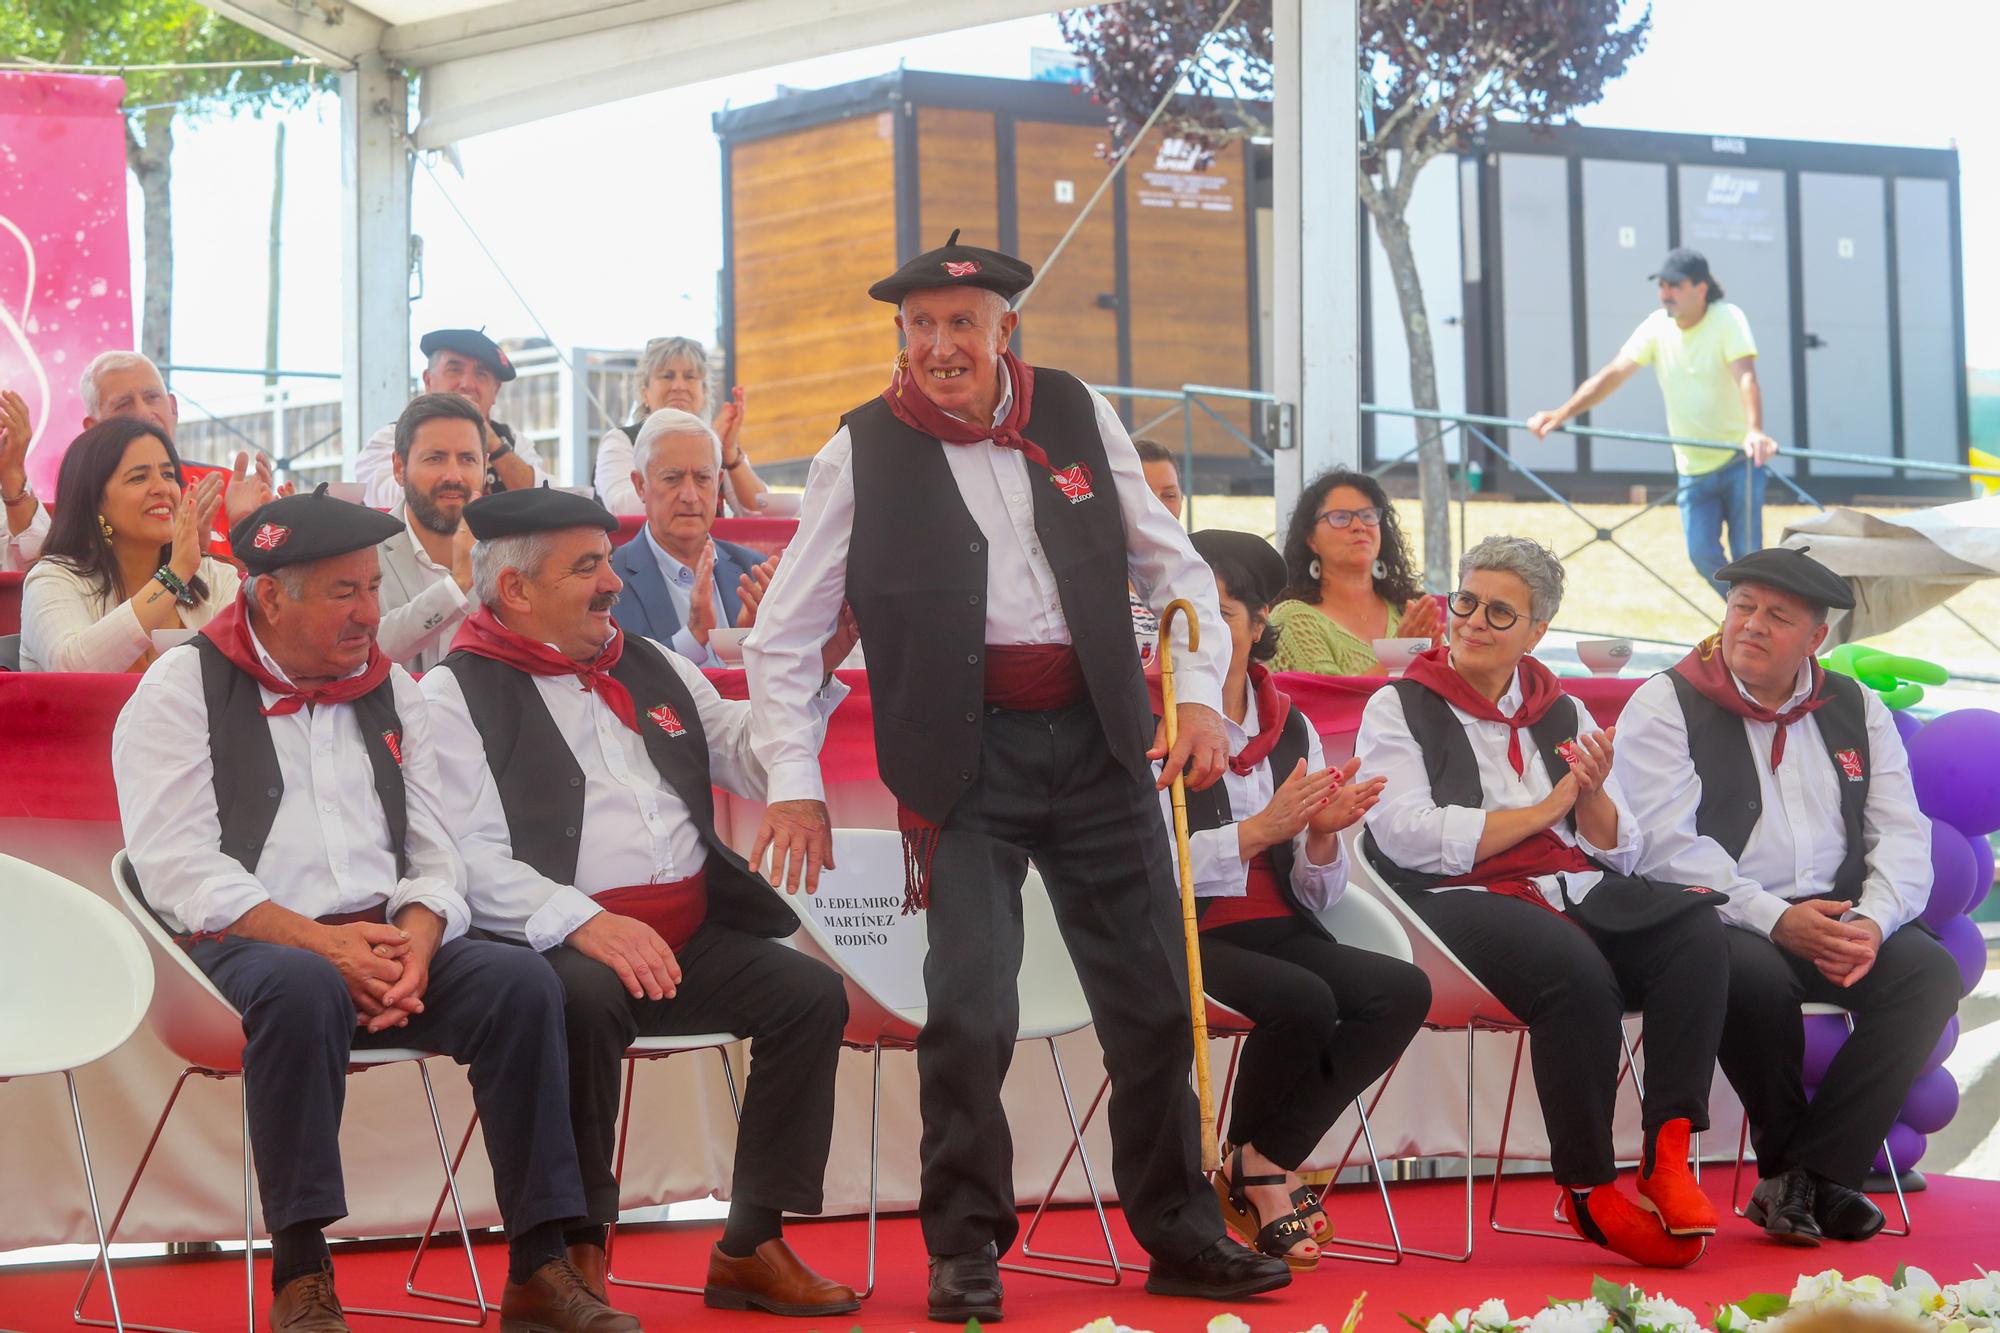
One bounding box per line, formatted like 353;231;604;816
339;53;412;475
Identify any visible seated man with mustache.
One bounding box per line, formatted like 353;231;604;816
376;393;484;672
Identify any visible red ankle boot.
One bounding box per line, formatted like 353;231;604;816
1569;1185;1703;1268
1637;1118;1718;1236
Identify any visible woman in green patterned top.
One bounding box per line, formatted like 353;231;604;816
1270;468;1443;676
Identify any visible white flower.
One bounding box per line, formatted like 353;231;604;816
1208;1316;1252;1333
1714;1305;1761;1333
1521;1299;1612;1333
1893;1268;1948;1318
1635;1295;1701;1332
1474;1300;1514;1329
1790;1271;1850;1306
1950;1274;2000;1318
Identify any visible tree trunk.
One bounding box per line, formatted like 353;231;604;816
1370;208;1452;589
127;109;175;371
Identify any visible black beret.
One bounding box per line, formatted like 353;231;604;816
1716;545;1855;610
868;229;1034;305
419;327;516;383
463;487;616;541
231;485;403;575
1191;529;1287;608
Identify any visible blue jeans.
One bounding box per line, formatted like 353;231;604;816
1677;458;1768;591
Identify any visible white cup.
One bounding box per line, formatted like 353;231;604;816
707;627;748;665
1575;638;1634;676
1371;637;1433;677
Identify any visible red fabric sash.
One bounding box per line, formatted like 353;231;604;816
881;347;1053;473
1402;644;1567;777
1433;830;1597;918
1231;664;1292;777
199;591;392;718
449;606;641;735
1201;851;1291;930
1671;633;1828;769
985;644;1086;710
593;871;709;952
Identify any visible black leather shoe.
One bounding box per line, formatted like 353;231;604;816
1744;1169;1822;1246
1813;1176;1887;1241
1144;1237;1291;1300
928;1242;1002;1324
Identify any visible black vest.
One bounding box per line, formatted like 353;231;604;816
1665;668;1871;896
438;635;797;941
194;635;409;878
1183;705;1326;936
1359;678;1585;896
842;369;1148;822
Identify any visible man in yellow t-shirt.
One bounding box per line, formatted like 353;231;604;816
1528;248;1779;590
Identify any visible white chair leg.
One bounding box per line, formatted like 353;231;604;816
862;1043;883;1300
402;1111;487;1312
998;1039;1132;1285
1308;1081;1406;1265
1488;1030;1582;1242
65;1071;125;1333
242;1086;256;1333
1399;1025;1479;1262
607;1050;744;1298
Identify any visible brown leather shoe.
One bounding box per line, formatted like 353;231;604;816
566;1242;607;1302
704;1239;861;1317
499;1257;641;1332
269;1261;351;1331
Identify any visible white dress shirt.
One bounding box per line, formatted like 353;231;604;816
357;421;552;509
1618;664;1933;938
2;500;49;571
20;555;241;672
1355;666;1642;909
744;369;1228;805
1159;704;1349;912
640;526;722;667
423;636;846;950
377;510;470;672
111;633;469;940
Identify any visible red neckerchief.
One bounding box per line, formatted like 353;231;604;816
1231;664;1293;777
882;347;1052;472
1402;644;1567;777
1672;633;1828;769
448;606;640;735
199;591;391;718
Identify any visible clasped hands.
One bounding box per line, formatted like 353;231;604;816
1774;900;1883;987
321;906;443;1033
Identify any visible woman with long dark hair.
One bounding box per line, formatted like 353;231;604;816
1269;467;1443;676
20;418;235;672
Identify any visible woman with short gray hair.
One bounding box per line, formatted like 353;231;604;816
594;335;770;517
1353;532;1733;1270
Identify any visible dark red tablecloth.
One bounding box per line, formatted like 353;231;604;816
0;668;1645;823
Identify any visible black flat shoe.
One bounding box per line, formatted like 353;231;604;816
1144;1237;1291;1300
1744;1169;1822;1247
928;1242;1003;1324
1813;1176;1887;1241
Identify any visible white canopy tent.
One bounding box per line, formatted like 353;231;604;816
201;0;1356;509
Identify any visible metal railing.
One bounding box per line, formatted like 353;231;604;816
1092;382;1288;528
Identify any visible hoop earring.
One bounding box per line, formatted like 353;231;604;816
1308;558;1321;580
99;514;114;543
1372;559;1387;580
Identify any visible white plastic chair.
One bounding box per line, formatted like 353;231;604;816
0;853;153;1333
783;828;1117;1293
1726;1001;1911;1238
78;852;491;1332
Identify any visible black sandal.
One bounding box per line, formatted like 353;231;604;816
1211;1147;1320;1272
1291;1183;1331;1241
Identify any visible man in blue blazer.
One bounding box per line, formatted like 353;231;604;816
609;408;767;666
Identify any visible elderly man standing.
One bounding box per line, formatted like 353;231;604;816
423;488;860;1318
607;407;765;665
376;393;484;671
744;230;1287;1322
357;329;549;505
112;489;637;1331
1620;547;1959;1247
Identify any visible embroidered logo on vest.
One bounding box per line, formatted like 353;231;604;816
1051;462;1094;503
1836;747;1864;781
382;730;403;766
648;703;688;737
942;259;981;277
252;523;290;550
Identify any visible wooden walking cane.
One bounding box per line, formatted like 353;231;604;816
1158;598;1221;1173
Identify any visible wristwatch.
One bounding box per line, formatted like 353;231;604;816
723;452;745;471
487;438;514;462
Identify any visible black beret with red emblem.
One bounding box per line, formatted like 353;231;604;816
419;326;516;383
1715;544;1855;610
867;228;1035;305
462;485;617;541
230;484;404;575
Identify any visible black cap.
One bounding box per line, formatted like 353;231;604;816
1191;529;1287;608
1715;545;1855;611
462;487;616;541
231;485;403;575
868;229;1034;305
1651;247;1713;286
419;327;516;383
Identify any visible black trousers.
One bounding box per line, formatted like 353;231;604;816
541;922;847;1225
919;701;1222;1263
1410;889;1729;1187
1720;921;1960;1189
189;934;585;1237
1200;915;1430;1170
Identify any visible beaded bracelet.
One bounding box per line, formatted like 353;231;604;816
153;566;198;609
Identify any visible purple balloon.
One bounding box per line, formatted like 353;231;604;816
1874;1123;1926;1174
1925;826;1981;927
1908;709;2000;837
1894;710;1924;744
1937;914;1987;997
1802;1013;1850;1084
1901;1067;1961;1134
1923;1015;1961;1075
1967;833;1995;918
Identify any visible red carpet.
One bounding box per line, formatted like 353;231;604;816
9;1172;1997;1332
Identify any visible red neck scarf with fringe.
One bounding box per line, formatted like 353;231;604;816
882;348;1052;472
1402;644;1567;777
449;606;641;735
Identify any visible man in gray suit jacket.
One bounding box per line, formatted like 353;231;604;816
377;393;484;672
609;407;768;667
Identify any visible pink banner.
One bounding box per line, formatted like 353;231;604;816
0;72;133;496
